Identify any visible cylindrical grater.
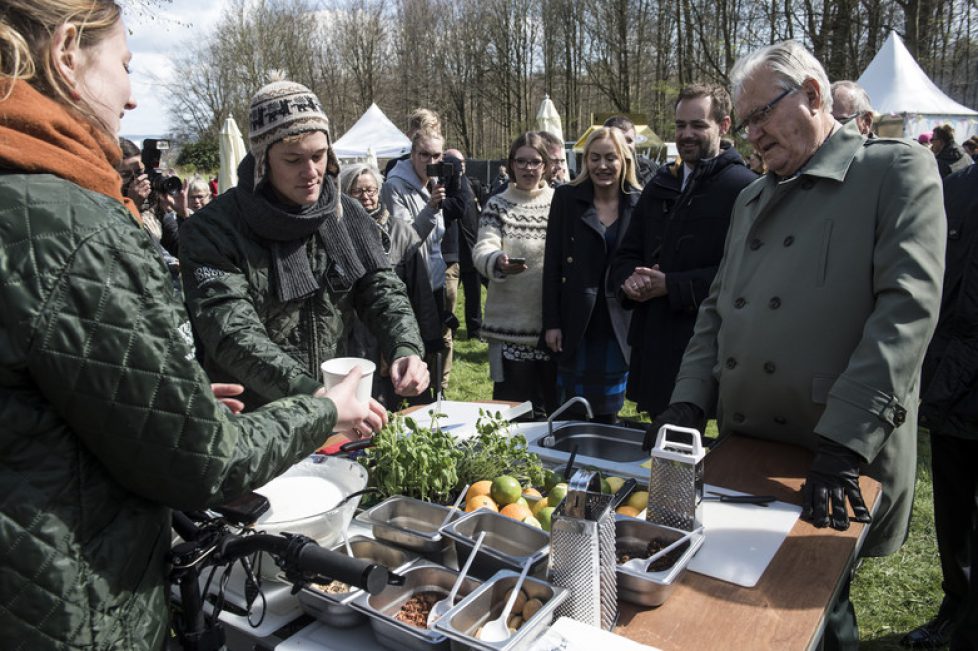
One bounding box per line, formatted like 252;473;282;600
548;469;618;630
646;424;705;531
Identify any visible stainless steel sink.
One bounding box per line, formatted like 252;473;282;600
535;422;647;463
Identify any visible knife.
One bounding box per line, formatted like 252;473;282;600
704;491;776;506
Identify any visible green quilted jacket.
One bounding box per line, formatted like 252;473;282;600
179;191;424;408
0;174;338;649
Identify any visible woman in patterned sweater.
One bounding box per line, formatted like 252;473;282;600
473;132;558;417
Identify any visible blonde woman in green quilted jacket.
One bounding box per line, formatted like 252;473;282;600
0;2;387;648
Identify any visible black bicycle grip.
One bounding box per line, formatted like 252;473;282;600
297;543;390;595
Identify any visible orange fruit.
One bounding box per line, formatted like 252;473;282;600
468;480;493;500
500;502;533;521
466;495;498;512
490;475;523;506
522;487;542;500
616;505;641;518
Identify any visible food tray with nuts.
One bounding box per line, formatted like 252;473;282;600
615;515;705;607
298;536;420;628
433;570;568;651
349;561;482;651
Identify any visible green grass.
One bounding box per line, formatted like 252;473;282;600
447;282;943;646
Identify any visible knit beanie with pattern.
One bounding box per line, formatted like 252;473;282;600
248;79;340;188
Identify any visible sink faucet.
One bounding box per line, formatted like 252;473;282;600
545;397;594;445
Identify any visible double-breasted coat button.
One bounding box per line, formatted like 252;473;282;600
726;357;737;369
733;413;745;423
763;361;776;373
769;297;781;309
734;297;746;309
749;238;763;250
561;277;566;283
774;416;787;425
783;236;794;246
566;256;573;263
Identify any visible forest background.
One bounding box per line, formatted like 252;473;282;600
129;0;978;160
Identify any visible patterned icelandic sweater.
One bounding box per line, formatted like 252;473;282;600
472;184;554;346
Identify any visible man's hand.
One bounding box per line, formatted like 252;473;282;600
211;383;245;414
427;184;446;210
314;368;388;436
390;355;429;396
801;437;872;531
623;265;667;301
545;328;562;353
175;179;191;219
643;402;706;450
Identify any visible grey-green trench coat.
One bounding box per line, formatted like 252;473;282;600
672;121;946;556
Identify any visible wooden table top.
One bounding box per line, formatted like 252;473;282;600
614;434;880;651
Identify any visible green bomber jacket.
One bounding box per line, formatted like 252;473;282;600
179;191;424;408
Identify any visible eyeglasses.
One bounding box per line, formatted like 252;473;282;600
513;157;544;169
734;87;797;136
351;186;379;197
835;111;869;123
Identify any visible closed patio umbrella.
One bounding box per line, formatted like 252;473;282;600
218;116;248;194
536;94;563;144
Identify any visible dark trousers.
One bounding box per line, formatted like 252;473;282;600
492;356;558;420
931;434;978;649
822;570;859;651
460;267;483;334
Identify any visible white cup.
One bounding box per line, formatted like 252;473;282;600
321;357;376;404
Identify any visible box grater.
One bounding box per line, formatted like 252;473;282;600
548;469;617;630
646;425;705;531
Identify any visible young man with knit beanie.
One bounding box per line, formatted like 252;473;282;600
180;78;429;409
472;132;558;418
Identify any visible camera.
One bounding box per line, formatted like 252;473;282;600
141;139;182;196
425;162;454;186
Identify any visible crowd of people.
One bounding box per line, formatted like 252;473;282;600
1;1;977;650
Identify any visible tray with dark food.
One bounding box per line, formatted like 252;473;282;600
614;515;705;607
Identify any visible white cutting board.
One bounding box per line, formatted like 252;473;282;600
686;485;801;587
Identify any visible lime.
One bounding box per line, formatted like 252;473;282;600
491;475;523;506
522;514;542;529
606;476;626;494
537;506;555;532
600;476;612;494
625;490;649;511
548;482;568;507
529;495;549;516
543;469;561;493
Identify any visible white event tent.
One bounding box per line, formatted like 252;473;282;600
857;31;978;140
331;103;410;161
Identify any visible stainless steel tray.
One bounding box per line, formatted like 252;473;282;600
615;515;705;607
356;495;457;554
440;510;550;580
349;561;483;651
298;536;420;628
434;570;569;651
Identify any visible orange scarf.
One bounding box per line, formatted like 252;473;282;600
0;80;140;221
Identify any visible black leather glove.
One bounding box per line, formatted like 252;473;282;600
801;437;872;531
643;402;706;451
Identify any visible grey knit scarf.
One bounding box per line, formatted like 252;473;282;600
236;154;389;301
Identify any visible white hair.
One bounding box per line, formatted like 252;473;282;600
830;80;874;115
730;40;833;113
339;163;382;196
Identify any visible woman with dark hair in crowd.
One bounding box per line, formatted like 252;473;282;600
931;124;973;178
340;162;442;407
473;132;558;417
543;127;642;422
0;2;383;647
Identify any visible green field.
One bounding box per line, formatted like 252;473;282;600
447;284;943;648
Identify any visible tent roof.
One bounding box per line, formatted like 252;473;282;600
857;31;977;116
572;124;662;152
332;103;411;159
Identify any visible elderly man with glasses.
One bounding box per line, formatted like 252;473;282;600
831;80;876;136
657;40;945;649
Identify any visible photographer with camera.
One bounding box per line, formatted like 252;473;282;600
118;137;151;207
381;128;458;395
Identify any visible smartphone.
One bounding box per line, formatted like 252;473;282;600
507;257;526;265
213;491;270;525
